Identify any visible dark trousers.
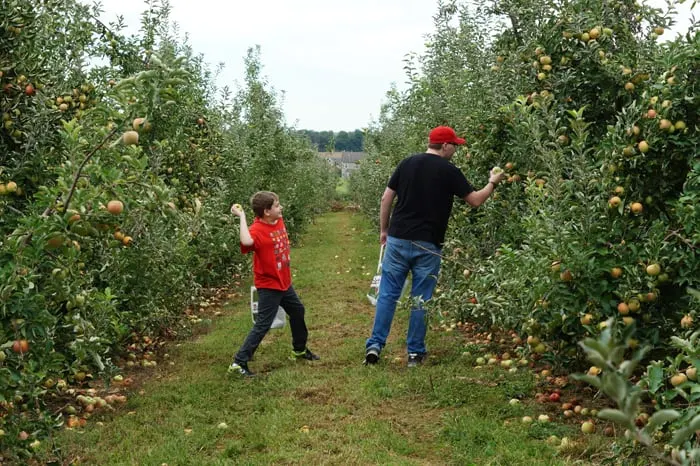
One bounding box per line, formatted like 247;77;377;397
235;286;308;363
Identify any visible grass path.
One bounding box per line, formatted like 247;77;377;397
50;211;589;465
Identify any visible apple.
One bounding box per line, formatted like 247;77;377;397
608;196;621;208
122;130;139;145
560;270;573;282
549;392;560;402
539;55;552;65
581;421;596;434
509;398;521;406
12;339;29;353
475;357;486;365
589;27;601;39
670;373;687;386
522;416;533;424
617;302;629;315
624;82;635;92
686;367;697;381
638;141;649;153
646;263;661;276
107;200;124;215
463;269;471;279
681;315;693;329
654;26;664;35
538;414;550;423
675;121;686;131
580;314;594;325
646;109;657;119
25;84;35;96
611;267;623;278
627;299;640;312
659;119;672;130
588;366;602;376
630;202;643;214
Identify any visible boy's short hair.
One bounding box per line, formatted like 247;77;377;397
250;191;278;218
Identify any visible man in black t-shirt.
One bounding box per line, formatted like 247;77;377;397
364;126;505;367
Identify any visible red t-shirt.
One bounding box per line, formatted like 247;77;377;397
240;217;292;291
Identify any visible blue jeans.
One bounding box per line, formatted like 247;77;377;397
366;236;442;355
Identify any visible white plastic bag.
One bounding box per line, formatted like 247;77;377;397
366;244;409;306
250;286;286;329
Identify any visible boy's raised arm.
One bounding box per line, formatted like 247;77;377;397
231;203;254;247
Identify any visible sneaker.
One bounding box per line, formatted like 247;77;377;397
364;347;380;365
407;353;427;368
227;361;255;377
292;348;320;361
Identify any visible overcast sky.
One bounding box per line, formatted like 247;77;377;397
87;0;696;131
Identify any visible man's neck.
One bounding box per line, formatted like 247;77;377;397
425;148;445;157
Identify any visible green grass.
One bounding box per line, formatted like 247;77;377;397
46;212;595;465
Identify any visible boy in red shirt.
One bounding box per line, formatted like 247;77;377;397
228;191;319;377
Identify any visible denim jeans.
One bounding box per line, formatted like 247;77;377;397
235;286;308;363
366;236;442;355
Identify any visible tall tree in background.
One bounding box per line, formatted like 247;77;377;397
298;129;364;151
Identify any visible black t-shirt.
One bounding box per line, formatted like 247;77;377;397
387;153;474;247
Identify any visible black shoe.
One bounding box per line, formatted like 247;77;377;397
407;353;427;368
228;361;255;377
292;348;320;361
364;347;380;365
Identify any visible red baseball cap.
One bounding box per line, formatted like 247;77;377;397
429;126;466;145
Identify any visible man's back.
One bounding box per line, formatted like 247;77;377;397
387;153;473;247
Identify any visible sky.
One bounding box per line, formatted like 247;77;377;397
87;0;696;131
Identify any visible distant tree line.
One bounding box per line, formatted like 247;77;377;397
297;129;364;152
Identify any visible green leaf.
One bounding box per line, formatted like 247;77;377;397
647;365;665;393
645;409;681;431
571;373;602;388
598;409;634;428
671;426;693;446
601;372;628;402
